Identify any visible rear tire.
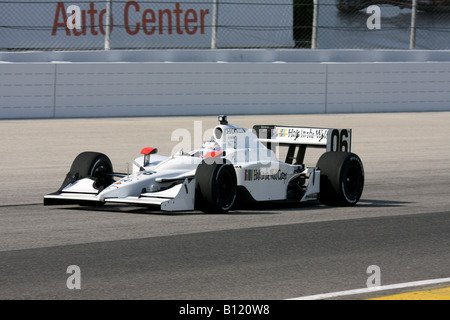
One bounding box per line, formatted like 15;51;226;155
317;152;364;206
59;152;114;192
195;160;237;213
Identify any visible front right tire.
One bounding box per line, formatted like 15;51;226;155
195;160;237;213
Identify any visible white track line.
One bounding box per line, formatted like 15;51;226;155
288;277;450;300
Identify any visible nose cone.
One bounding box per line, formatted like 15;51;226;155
98;172;154;200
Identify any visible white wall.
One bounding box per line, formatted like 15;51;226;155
52;62;326;118
0;63;56;119
325;62;450;113
1;50;450;119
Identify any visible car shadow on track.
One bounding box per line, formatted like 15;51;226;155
355;198;413;208
57;204;281;216
55;198;412;216
228;198;413;214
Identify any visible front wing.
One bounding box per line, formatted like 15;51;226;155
44;178;196;212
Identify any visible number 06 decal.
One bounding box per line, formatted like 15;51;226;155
327;129;352;152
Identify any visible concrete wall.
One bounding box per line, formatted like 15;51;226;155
1;49;450;119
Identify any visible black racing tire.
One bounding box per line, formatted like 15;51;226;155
195;160;237;213
59;151;114;192
316;152;364;206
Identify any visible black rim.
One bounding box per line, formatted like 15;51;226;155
90;159;112;190
343;164;362;201
216;166;236;209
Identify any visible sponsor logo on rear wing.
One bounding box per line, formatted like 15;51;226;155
254;125;352;152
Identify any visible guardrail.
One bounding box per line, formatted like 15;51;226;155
1;49;450;119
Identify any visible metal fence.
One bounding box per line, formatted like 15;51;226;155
316;0;450;49
1;0;450;51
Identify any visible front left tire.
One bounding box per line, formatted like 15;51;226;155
59;151;114;192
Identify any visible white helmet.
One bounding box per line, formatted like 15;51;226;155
200;140;221;158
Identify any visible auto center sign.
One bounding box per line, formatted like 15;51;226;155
52;2;210;37
0;0;294;49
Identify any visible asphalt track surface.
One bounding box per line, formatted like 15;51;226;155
1;112;449;300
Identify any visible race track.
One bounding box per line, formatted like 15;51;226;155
1;112;450;300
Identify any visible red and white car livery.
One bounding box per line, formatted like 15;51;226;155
44;115;364;212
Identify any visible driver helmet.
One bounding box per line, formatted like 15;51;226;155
201;140;221;157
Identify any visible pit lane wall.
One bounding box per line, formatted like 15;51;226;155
1;49;450;119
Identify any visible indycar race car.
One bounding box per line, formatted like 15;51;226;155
44;115;364;212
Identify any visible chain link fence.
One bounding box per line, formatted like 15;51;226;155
1;0;449;51
318;0;450;49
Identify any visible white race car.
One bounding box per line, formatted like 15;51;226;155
44;115;364;212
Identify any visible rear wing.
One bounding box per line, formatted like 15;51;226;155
253;125;352;164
